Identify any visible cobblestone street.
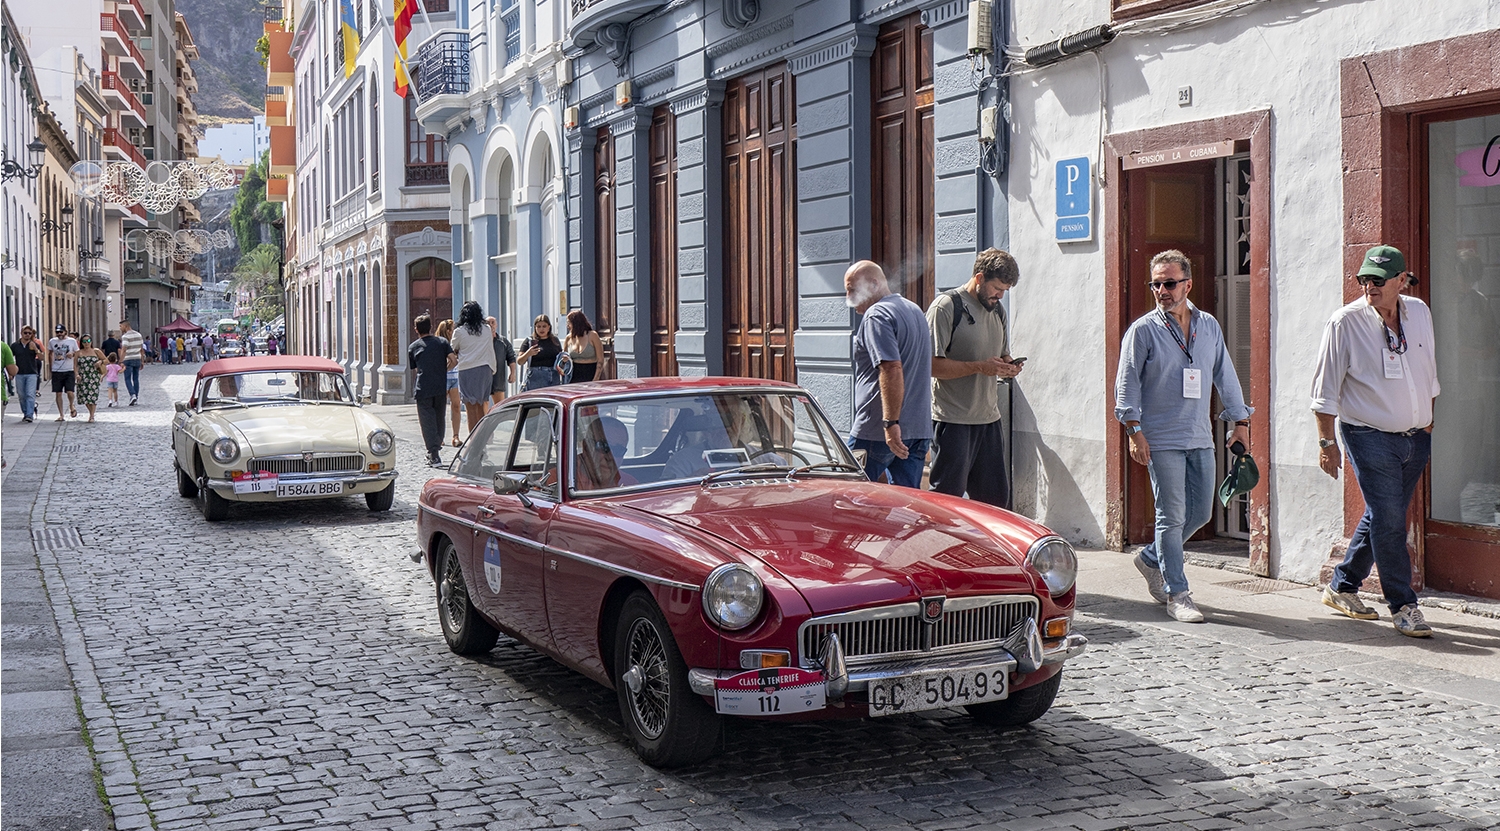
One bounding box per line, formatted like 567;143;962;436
4;363;1500;831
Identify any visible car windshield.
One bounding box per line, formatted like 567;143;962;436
200;371;353;407
571;391;858;494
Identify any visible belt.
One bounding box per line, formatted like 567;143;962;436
1391;427;1423;437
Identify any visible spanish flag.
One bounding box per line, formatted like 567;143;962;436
394;0;413;96
339;0;359;78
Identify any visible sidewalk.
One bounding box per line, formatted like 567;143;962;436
1075;547;1500;707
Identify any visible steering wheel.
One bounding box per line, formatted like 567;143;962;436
748;445;812;467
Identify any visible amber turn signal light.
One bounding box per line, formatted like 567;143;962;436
738;650;790;669
1043;617;1071;639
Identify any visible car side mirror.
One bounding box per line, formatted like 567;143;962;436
174;401;189;413
493;472;532;496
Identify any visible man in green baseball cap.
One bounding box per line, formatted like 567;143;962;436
1310;243;1439;638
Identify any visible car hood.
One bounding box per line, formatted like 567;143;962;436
212;405;369;455
609;478;1049;614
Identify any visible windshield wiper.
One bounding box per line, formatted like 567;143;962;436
791;460;863;476
699;462;792;486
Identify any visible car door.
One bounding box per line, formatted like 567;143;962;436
471;403;559;652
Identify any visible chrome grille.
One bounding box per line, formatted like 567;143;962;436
249;453;364;477
799;596;1039;668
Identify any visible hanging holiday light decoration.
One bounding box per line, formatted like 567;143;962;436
124;228;236;263
70;158;237;213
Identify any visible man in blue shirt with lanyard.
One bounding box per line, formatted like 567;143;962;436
1115;250;1252;623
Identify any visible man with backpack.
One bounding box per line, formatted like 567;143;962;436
925;248;1024;509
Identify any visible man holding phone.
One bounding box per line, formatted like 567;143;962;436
1115;249;1252;623
926;248;1024;509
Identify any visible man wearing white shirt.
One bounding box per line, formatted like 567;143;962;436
1310;245;1439;638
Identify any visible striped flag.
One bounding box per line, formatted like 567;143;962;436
339;0;359;78
393;0;414;96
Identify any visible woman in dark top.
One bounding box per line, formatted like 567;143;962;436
518;315;564;390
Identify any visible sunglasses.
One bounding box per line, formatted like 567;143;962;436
1355;272;1411;287
1148;279;1188;291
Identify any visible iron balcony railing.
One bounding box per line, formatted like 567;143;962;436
404;163;448;187
412;30;470;100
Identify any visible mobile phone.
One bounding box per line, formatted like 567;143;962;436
1010;357;1027;366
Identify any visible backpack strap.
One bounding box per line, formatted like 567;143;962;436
944;288;973;352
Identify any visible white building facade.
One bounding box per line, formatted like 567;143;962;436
1003;1;1499;598
2;1;43;341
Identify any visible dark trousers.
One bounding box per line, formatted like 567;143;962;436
929;419;1010;509
1333;424;1430;611
415;394;447;458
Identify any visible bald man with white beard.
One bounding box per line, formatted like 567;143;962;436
844;260;933;488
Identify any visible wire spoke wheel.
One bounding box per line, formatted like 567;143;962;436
624;618;671;739
439;549;468;633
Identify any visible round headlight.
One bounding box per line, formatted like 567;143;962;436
701;563;764;631
368;429;394;455
210;436;239;464
1026;535;1078;596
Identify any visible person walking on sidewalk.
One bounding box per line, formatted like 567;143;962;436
925;248;1025;508
1115;249;1252;623
47;324;80;421
845;260;933;488
103;354;123;407
74;336;106;422
408;314;455;467
10;325;44;422
451;301;497;437
1311;245;1439;638
118;319;144;405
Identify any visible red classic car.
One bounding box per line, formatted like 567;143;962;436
415;377;1087;766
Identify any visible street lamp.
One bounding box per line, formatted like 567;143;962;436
79;237;107;263
41;204;74;237
1;138;46;182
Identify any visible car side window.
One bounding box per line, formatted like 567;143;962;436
455;407;519;482
510;405;559;497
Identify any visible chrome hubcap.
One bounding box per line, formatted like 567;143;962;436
439;551;466;630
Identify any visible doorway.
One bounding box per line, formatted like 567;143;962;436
871;12;935;309
1120;155;1254;556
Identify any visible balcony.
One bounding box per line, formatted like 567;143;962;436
566;0;665;51
411;30;470;133
268;124;294;176
266;28;294;87
267;176;288;203
265;98;288;127
101;71;146;128
404;162;448;187
332;187;367;238
113;0;145;29
103;127;147;170
100;14;147;80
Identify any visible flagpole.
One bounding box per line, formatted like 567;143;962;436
385;0;426;107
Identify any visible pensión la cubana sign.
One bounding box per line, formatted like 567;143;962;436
1122;140;1235;170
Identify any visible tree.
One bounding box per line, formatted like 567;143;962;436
233;243;284;324
230;151;282;256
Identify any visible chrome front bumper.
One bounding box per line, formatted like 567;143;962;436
688;620;1088;698
203;469;398;496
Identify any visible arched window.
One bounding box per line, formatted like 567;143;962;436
408;257;452;324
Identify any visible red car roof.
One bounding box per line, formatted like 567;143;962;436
194;356;346;380
508;376;802;405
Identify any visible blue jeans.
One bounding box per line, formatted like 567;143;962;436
848;436;931;489
123;360;141;398
1333;424;1430;612
1139;447;1216;596
15;373;38;419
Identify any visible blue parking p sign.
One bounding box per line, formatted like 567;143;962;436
1055;157;1092;243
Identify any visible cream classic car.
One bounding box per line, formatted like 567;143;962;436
172;356;398;521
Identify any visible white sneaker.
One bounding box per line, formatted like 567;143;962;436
1167;592;1205;623
1134;553;1170;605
1322;586;1379;620
1392;604;1432;638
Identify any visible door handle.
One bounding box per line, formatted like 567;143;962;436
476;505;496;518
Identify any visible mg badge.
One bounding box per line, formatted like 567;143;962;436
302;452;314;464
921;596;945;623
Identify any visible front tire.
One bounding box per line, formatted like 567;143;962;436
966;669;1062;728
196;459;230;522
365;482;395;511
613;592;720;767
176;464;199;498
435;539;498;655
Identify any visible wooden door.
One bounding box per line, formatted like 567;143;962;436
871;13;935;309
1122;161;1217;544
723;63;796;381
408;257;452;325
593;127;617;370
649;106;678;377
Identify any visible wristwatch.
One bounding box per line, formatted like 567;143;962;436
883;419;900;429
1318;438;1337;449
1126;424;1143;436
